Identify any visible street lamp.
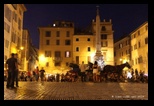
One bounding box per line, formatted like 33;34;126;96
20;46;24;50
120;58;122;64
39;54;46;67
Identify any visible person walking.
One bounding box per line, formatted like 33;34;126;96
79;61;87;82
14;53;20;87
5;53;18;89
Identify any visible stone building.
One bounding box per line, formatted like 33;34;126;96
38;8;114;74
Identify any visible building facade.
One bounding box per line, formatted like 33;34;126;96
73;34;95;65
38;21;74;74
114;21;148;74
4;4;26;71
130;21;148;74
4;4;12;63
38;8;114;74
114;35;131;65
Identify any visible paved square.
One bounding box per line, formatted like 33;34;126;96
4;81;148;100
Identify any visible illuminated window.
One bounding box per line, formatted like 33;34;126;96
65;51;71;57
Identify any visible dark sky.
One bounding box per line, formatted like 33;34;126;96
23;4;148;49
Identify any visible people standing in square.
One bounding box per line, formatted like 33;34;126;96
79;61;87;82
92;61;99;82
5;53;18;89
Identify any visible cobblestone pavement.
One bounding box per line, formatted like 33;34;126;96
4;81;148;100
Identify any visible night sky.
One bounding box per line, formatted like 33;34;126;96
23;4;148;49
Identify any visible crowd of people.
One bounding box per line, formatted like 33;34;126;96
4;55;148;90
49;61;148;83
17;67;46;82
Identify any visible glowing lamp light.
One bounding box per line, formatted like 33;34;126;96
39;54;45;61
39;54;46;67
20;47;24;50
